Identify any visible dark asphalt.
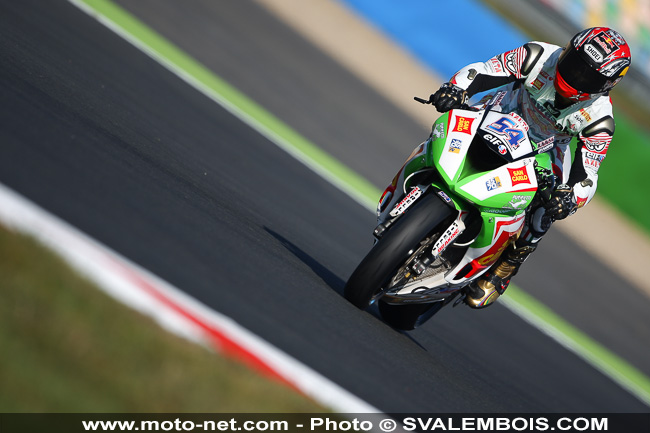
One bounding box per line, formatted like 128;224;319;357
1;0;648;412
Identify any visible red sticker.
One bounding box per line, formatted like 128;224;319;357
453;116;474;134
508;166;530;186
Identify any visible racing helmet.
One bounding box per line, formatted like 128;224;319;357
555;27;631;101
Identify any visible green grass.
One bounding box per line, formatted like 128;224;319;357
0;225;325;412
597;110;650;237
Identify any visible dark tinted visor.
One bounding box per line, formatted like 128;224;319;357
557;46;610;93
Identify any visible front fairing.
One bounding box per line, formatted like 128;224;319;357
426;108;553;284
375;108;556;301
428;108;550;215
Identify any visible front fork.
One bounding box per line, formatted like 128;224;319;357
376;141;431;228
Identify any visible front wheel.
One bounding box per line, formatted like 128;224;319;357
343;193;453;308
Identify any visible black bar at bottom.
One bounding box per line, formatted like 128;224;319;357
0;413;648;433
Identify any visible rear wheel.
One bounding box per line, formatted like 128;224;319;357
343;193;453;308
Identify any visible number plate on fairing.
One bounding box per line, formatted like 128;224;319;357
478;111;536;162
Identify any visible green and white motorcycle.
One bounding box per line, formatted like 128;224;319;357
343;95;555;330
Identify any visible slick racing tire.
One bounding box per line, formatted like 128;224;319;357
343;192;453;309
378;301;444;330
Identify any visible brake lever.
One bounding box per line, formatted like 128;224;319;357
413;97;479;112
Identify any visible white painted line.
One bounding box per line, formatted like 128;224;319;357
0;183;379;412
66;0;376;213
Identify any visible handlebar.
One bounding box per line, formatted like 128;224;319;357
414;96;477;112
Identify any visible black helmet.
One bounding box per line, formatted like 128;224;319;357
555;27;631;101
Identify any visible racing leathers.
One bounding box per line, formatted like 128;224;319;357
445;41;616;307
377;41;618;309
450;42;614;232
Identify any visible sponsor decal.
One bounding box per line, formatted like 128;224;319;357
487;90;507;107
584;151;605;168
508;166;530;186
504;51;518;74
488;208;518;215
535;136;555;153
432;221;464;258
531;78;544;90
476;237;512;266
389;186;422;217
498;144;507;155
482;133;502;147
572;118;585;129
485;116;526;150
586;152;605;162
584;157;601;169
509;112;529;131
486;176;502;191
437;191;452;203
609;30;626;47
594;31;619;54
585;44;604;63
432;122;445;139
453;116;474;134
489;57;504;74
448;138;462;153
508;195;531;209
579;108;592;122
584;135;611;154
577;196;588;208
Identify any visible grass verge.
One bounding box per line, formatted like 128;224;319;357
598;110;650;237
0;224;325;412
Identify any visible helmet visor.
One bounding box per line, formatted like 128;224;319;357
557;47;610;94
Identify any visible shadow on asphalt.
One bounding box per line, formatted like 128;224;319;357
264;227;428;348
264;227;347;296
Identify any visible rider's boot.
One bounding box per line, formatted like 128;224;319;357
465;241;537;309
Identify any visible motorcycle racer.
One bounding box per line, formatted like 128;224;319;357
430;27;631;308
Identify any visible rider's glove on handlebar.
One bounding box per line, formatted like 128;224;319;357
544;184;577;220
430;83;469;113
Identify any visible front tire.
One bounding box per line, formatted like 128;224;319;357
343;193;453;308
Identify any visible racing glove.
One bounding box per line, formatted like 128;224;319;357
545;184;577;220
430;83;469;113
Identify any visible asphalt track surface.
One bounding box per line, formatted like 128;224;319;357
2;0;649;412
